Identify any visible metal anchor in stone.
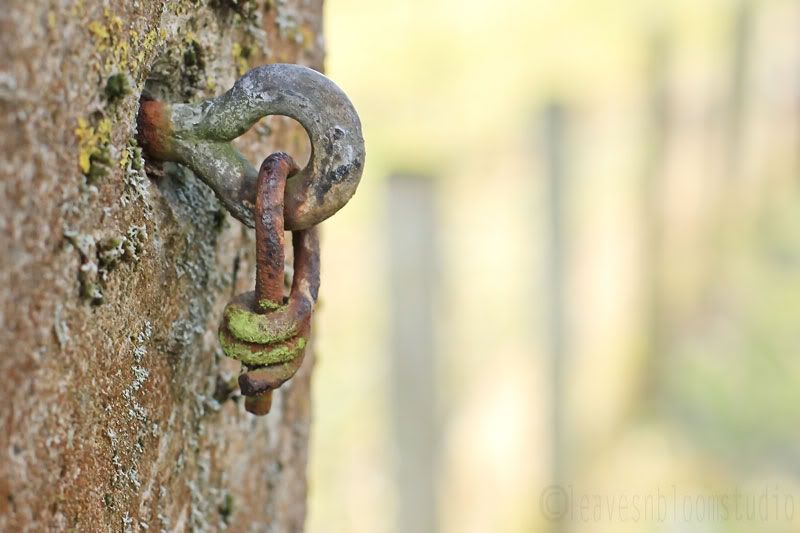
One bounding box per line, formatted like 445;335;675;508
137;63;365;231
137;64;365;415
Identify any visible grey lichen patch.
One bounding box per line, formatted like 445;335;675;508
212;371;240;404
124;225;148;262
53;304;70;348
160;163;231;366
97;225;147;278
120;139;152;211
64;228;103;305
97;236;127;277
65;224;148;305
275;5;299;40
121;321;153;423
105;319;156;515
167;301;207;360
273;0;311;47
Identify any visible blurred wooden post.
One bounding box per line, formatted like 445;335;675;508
723;0;754;185
388;174;438;533
705;0;755;306
638;23;671;411
542;102;569;533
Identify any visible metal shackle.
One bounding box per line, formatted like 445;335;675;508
137;63;365;231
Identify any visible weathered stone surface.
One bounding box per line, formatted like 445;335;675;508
0;1;322;530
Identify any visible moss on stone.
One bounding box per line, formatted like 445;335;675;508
231;43;249;76
104;73;129;101
219;492;234;524
183;39;205;69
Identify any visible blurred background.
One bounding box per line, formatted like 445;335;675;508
307;1;800;532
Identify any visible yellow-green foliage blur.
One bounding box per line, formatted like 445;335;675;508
310;1;800;532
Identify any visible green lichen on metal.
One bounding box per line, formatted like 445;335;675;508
137;64;366;231
223;305;296;344
258;299;282;311
219;331;305;366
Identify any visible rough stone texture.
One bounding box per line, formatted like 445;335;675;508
0;1;322;530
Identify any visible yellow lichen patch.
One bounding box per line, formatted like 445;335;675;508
231;43;249;76
88;20;110;51
70;0;84;17
87;11;166;76
118;146;129;170
75;118;94;173
75;117;113;175
299;26;315;52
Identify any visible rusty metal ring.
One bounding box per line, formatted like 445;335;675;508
138;63;365;231
218;153;320;415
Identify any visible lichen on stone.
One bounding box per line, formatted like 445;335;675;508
65;224;148;304
104;73;130;102
75;116;113;181
120;139;152;211
231;42;251;75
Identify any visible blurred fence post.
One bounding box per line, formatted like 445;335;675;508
639;23;672;411
723;0;754;185
541;102;570;533
388;174;439;533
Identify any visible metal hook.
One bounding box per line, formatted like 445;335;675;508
137;63;365;231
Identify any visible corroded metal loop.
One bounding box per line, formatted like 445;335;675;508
137;63;365;231
218;153;320;415
219;232;319;368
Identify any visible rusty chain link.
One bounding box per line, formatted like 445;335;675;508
219;153;320;415
138;64;364;415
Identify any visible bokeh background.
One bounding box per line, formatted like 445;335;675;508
307;1;800;532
